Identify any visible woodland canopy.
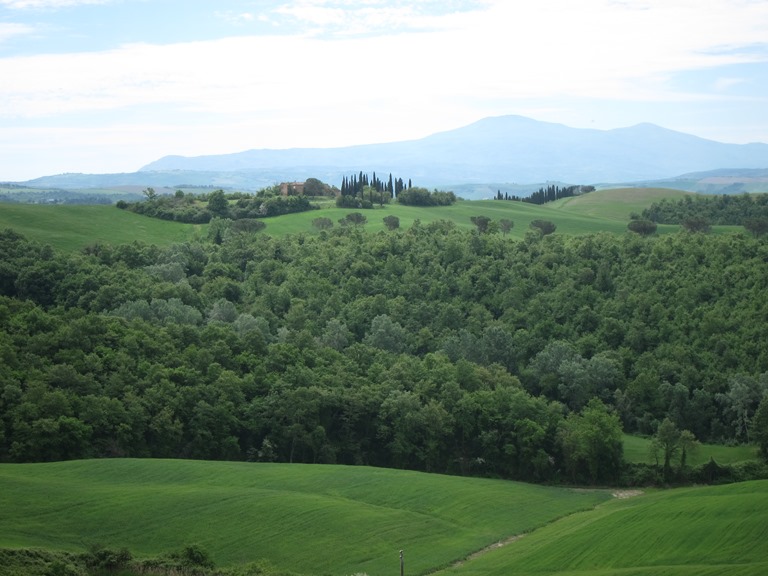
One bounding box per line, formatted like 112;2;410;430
1;220;767;484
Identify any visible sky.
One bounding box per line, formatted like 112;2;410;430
1;0;767;181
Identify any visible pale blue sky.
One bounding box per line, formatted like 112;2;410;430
1;0;767;180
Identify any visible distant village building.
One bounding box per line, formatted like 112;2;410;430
280;182;305;196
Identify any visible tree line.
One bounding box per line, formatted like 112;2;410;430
496;184;595;204
1;222;767;484
641;193;768;231
118;187;320;224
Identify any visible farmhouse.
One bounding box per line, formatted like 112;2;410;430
280;182;305;196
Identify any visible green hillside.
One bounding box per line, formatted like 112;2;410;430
0;188;690;252
440;480;768;576
550;187;694;220
0;460;611;574
0;204;202;251
2;461;766;576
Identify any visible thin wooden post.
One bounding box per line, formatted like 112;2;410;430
400;550;404;576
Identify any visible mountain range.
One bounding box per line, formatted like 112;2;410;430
20;115;768;194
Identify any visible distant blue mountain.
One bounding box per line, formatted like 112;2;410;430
23;116;768;191
139;115;768;185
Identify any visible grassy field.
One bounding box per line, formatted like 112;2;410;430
551;187;693;221
623;435;759;466
2;460;766;576
438;480;768;576
0;187;691;252
0;204;201;251
0;460;611;574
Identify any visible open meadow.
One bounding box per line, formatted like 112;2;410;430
623;434;759;466
0;459;611;574
437;479;768;576
1;460;766;576
0;187;690;252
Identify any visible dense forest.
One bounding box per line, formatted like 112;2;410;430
641;193;768;229
1;220;767;484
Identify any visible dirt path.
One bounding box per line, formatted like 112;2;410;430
611;489;644;499
450;489;643;568
451;534;526;568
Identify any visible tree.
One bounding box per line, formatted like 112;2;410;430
744;217;768;238
716;374;768;442
650;417;699;481
627;219;657;236
207;190;229;217
312;217;333;231
303;178;327;196
681;217;711;233
558;398;623;484
470;216;491;234
340;212;367;227
753;396;768;460
143;187;157;201
530;219;556;235
499;218;514;236
363;314;408;353
383;215;400;231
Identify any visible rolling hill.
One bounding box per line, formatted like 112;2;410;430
0;460;611;574
1;460;766;576
0;188;689;252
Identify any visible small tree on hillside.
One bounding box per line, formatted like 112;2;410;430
312;217;333;231
340;212;367;227
627;219;657;236
650;418;699;482
744;217;768;238
530;219;556;235
681;217;711;233
207;189;229;217
470;216;491;234
383;215;400;230
499;218;514;236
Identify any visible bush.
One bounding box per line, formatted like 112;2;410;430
627;219;657;236
81;544;132;572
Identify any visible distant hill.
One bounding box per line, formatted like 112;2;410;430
17;115;768;193
628;167;768;194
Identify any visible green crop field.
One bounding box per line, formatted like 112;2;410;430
550;187;693;221
0;459;611;574
623;435;759;466
2;460;766;576
0;204;201;251
438;480;768;576
0;187;689;251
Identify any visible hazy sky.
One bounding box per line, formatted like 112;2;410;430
1;0;767;180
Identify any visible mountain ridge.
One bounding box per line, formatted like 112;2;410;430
14;115;768;193
138;114;768;184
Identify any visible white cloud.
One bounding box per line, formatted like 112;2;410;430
1;0;767;179
2;0;766;116
0;21;34;42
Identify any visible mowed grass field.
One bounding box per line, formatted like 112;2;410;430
438;480;768;576
0;203;202;251
2;460;766;576
623;434;759;466
0;187;690;252
551;187;693;220
0;460;611;574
